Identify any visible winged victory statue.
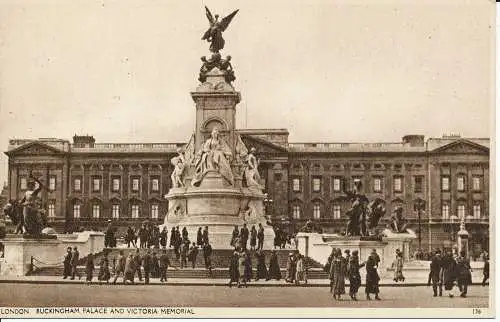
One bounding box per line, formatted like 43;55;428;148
202;6;239;53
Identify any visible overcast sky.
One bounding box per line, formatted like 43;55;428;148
0;0;494;184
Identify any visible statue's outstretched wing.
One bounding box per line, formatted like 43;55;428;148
205;6;215;24
220;9;239;31
235;134;248;162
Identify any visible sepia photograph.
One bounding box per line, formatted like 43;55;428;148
0;0;495;319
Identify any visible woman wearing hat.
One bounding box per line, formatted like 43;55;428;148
392;249;405;282
267;250;282;280
348;250;364;300
329;248;347;300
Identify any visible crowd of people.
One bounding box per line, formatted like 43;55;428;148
427;248;488;298
325;248;383;301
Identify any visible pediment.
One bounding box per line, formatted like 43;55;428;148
240;135;288;154
431;139;489;155
7;142;65;156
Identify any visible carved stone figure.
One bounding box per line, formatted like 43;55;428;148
244;147;263;190
366;198;387;234
199;53;236;83
192;127;234;186
202;6;239;54
170;148;186;188
390;206;408;233
20;175;47;236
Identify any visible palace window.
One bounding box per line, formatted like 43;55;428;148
442;203;450;219
333;204;341;219
92;178;101;192
332;177;342;192
74;178;81;192
131;205;140;218
457;204;466;219
151;178;160;192
313;203;321;219
73;204;80;219
151;204;159;219
457;175;465;192
49;176;56;191
132;178;140;192
292;205;300;219
292;178;301;192
112;178;120;192
48;201;55;218
312;177;321;192
441;176;450;192
473;204;481;219
20;177;27;190
112;204;120;219
414;176;423;193
92;204;100;218
472;176;481;191
373;178;382;193
393;176;402;193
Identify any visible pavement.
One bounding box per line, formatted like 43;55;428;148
0;283;490;308
0;275;489;287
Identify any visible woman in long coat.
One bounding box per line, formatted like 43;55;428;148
348;250;364;300
250;226;257;250
255;250;268;281
365;254;381;300
441;250;457;297
98;253;111;284
228;251;239;287
285;253;297;283
85;253;95;284
244;251;253;282
230;226;239;248
169;227;176;248
393;249;405;282
267;250;282;280
329;249;346;300
238;251;247;287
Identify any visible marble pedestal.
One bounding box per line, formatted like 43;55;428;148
164;171;275;249
0;232;105;276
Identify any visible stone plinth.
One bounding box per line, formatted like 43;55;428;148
164;172;275;249
297;230;416;278
0;231;105;276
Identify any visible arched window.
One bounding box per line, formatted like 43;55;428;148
292;205;301;219
313;203;321;219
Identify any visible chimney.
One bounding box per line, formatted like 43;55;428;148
402;135;425;147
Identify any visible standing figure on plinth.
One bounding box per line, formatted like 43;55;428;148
343;180;369;236
192;127;234;186
20;175;46;236
170;148;186;188
202;6;239;53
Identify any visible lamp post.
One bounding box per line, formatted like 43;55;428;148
263;193;273;224
414;198;426;251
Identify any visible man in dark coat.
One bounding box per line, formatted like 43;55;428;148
142;250;152;284
62;247;72;279
202;226;209;246
365;254;381;300
159;249;171;283
151;252;160;278
203;243;213;274
482;255;489;287
169;227;176;248
257;223;265;251
456;250;472;298
180;241;189;269
267;250;282;280
138;224;148;249
133;249;143;281
189;242;199;269
255;250;268;281
196;227;203;246
228;251;239;287
348;250;364;300
240;224;249;250
428;249;443;297
159;227;168;249
70;247;81;280
441;249;457;297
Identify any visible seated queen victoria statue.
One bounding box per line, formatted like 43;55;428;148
192;127;234;187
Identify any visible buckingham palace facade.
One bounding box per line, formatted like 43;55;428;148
4;131;490;253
